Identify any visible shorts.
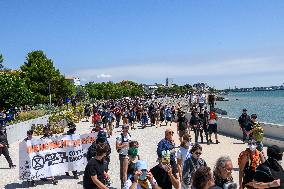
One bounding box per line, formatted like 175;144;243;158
209;123;217;134
166;117;171;122
178;130;187;138
128;117;135;123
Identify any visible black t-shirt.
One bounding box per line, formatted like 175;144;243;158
177;116;188;131
151;162;178;189
254;160;284;189
83;158;105;189
238;114;250;128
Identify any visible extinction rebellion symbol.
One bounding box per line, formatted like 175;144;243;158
32;155;45;170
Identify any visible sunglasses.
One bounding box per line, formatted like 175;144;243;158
168;131;174;135
222;167;232;173
194;152;202;156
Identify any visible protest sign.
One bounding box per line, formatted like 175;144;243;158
19;133;96;180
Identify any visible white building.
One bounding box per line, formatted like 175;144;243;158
142;84;159;94
65;77;81;86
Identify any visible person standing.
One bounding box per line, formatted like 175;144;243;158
182;144;207;189
191;166;220;189
40;126;58;185
213;156;237;189
24;130;36;187
238;109;251;143
177;111;189;143
129;108;136;130
65;122;79;179
116;124;132;188
165;106;172;126
198;93;206;113
151;150;180;189
208;94;215;112
0;126;16;169
190;111;203;144
114;106;122;128
177;134;192;186
246;114;264;153
84;104;91;122
208;109;219;144
238;139;263;189
155;108;161;128
199;107;210;145
124;160;161;189
253;145;283;189
83;143;111;189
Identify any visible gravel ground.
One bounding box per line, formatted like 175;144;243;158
1;100;271;189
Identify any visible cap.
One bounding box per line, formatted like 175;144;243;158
97;131;107;143
135;160;147;170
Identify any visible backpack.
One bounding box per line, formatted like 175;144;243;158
252;122;264;142
116;133;131;153
87;141;111;161
86;142;97;161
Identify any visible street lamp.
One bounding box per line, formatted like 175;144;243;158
48;82;51;106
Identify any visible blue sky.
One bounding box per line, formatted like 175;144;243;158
1;0;284;89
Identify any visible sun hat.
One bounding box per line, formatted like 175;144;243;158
135;160;147;170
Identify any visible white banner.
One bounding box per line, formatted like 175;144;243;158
19;133;96;180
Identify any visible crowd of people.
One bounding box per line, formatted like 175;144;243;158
0;95;283;189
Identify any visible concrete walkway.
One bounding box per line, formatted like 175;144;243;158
0;118;266;189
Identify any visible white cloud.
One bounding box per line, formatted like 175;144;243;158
71;56;284;85
97;73;112;78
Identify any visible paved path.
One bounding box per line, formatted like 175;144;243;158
0;117;267;189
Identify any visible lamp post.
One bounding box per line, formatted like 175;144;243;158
48;82;51;106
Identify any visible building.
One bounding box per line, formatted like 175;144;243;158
142;84;159;94
165;78;173;87
65;77;81;86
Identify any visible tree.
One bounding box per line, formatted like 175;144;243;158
20;50;75;104
0;72;33;109
85;80;144;100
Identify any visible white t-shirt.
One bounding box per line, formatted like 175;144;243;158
199;94;206;104
176;146;191;167
116;133;132;156
124;178;157;189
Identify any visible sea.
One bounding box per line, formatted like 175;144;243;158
215;90;284;126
